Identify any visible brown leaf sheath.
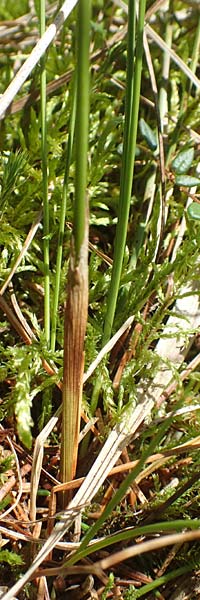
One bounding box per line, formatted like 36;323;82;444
60;208;88;495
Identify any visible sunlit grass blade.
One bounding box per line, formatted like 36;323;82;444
51;76;77;352
39;0;50;345
103;0;147;345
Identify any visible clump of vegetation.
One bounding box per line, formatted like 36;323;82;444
0;0;200;598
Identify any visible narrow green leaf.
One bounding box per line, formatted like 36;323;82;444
139;118;157;151
171;147;194;174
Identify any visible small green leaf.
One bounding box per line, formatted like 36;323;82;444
37;489;51;496
175;175;200;187
15;372;33;449
171;147;194;174
187;202;200;221
139;118;157;151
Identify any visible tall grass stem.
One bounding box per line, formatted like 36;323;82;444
51;78;77;352
40;0;50;345
74;0;91;260
90;0;147;419
60;0;91;490
103;0;147;345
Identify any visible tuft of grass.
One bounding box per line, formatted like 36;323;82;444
0;1;200;598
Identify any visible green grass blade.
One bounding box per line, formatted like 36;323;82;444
51;77;77;352
103;0;147;345
63;517;200;566
74;0;91;260
40;0;50;345
133;566;193;597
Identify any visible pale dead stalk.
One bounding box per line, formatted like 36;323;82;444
0;0;79;119
0;209;42;296
95;529;200;571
